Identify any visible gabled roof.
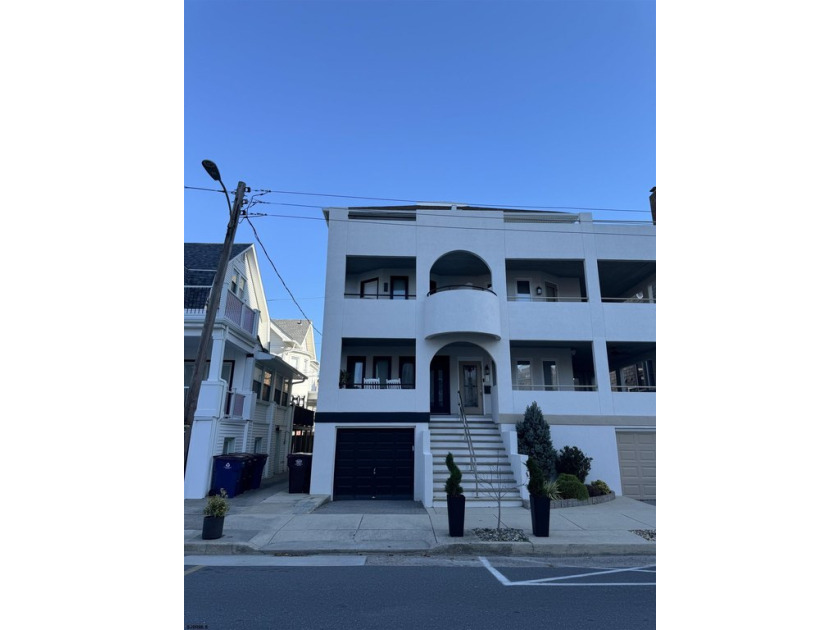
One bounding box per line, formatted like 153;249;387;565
271;319;311;346
184;243;252;286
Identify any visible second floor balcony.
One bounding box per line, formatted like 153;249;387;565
184;287;259;337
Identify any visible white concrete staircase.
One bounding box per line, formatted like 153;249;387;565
430;415;524;508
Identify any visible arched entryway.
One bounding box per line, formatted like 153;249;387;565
428;341;496;418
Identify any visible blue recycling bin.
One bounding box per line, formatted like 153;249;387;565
210;454;250;498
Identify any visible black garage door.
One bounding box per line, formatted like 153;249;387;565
334;428;414;500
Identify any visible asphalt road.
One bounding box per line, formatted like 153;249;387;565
185;555;655;630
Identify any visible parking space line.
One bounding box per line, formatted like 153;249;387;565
184;565;205;576
479;557;655;587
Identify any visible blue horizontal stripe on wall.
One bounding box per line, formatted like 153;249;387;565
315;412;430;424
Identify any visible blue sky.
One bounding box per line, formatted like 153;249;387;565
184;0;655;357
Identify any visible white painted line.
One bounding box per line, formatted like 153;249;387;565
478;556;512;585
479;557;655;587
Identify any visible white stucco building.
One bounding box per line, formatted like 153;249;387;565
184;243;306;499
310;204;655;507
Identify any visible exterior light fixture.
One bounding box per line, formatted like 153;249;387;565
536;287;543;296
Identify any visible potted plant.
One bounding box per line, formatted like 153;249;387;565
526;457;558;537
445;452;466;537
339;370;348;389
202;488;230;540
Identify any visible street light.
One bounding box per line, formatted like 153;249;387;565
184;161;247;474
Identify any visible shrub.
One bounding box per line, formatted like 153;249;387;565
517;402;556;481
556;473;589;501
591;479;611;495
526;457;546;497
554;445;592;483
444;452;464;496
204;488;230;518
586;483;604;497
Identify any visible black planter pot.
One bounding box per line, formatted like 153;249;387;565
446;494;466;537
202;515;225;540
529;495;551;537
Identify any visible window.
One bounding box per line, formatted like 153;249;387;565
374;356;391;386
274;377;285;405
347;356;366;388
391;276;409;299
361;278;379;299
516;360;532;387
399;357;415;389
516;280;531;301
542;361;556;391
223;437;235;454
230;270;247;298
252;367;273;401
253;437;263;453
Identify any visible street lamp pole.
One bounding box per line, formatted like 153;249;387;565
184;160;247;473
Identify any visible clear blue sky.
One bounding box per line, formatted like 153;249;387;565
184;0;656;358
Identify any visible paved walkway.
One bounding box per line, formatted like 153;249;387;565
184;476;656;557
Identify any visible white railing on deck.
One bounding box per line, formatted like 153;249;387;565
224;291;258;335
512;384;597;391
224;390;247;418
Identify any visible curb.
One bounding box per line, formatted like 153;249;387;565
184;541;655;557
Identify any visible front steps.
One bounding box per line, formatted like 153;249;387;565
430;415;524;508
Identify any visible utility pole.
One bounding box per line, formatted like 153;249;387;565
184;163;247;473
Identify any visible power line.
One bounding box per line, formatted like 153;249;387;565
243;215;323;339
185;184;650;214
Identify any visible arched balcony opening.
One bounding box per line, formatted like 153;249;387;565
428;251;494;296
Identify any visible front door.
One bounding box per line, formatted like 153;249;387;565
430;355;450;414
459;362;483;415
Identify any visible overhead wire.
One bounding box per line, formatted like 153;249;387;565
240;195;323;339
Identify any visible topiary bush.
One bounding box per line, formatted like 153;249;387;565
554;445;592;483
526;456;546;497
556;473;590;501
517;402;556;481
586;483;605;497
445;452;464;496
591;479;611;495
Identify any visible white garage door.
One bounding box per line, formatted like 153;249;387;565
616;430;656;501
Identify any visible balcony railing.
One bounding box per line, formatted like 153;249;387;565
611;385;656;392
602;296;656;303
428;284;496;296
344;292;416;300
507;296;588;302
224;390;247;417
184;287;259;336
512;384;598;391
346;378;414;390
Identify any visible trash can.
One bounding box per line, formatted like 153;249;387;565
250;453;268;489
229;453;256;494
287;453;312;493
210;454;250;498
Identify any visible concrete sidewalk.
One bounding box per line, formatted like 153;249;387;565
184;475;656;557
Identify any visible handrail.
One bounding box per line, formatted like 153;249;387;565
428;285;497;297
611;385;656;392
344;292;417;299
456;390;480;498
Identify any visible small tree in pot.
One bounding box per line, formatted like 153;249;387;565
526;457;558;537
202;488;230;540
445;452;466;537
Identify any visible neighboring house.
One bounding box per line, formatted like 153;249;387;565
310;204;655;507
184;243;306;499
270;319;320;411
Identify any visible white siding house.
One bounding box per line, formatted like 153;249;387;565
184;243;306;499
310;205;655;507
